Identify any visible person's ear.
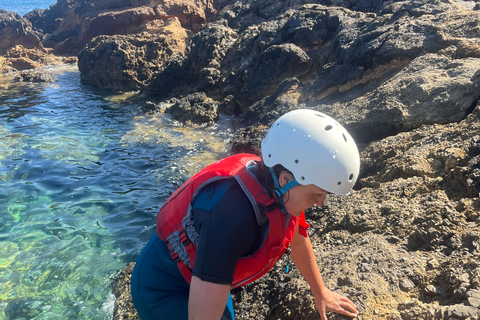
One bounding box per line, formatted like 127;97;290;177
279;171;292;187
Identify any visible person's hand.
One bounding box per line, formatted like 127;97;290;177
314;288;358;319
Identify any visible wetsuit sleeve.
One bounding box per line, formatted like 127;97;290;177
191;179;263;285
298;211;310;238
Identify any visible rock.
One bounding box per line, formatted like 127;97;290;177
466;289;480;308
0;10;43;54
78;18;189;91
26;0;213;55
108;1;480;319
400;278;416;292
0;10;56;73
147;22;238;98
165;92;219;125
111;262;139;320
443;304;480;319
13;70;56;82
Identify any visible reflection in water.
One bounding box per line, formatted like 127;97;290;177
0;65;234;319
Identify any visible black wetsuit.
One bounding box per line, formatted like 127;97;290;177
131;177;266;320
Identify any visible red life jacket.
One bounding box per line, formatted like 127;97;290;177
156;153;299;288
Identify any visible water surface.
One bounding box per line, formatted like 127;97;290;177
0;65;233;319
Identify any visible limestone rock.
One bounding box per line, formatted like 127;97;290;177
165;92;219;125
77;18;189;91
26;0;213;55
0;10;43;54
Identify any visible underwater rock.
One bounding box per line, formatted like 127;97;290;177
14;69;56;82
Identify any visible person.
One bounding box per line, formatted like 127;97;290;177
131;109;361;320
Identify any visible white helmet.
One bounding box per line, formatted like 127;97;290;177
261;109;360;195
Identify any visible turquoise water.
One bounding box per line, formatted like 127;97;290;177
0;65;233;319
0;0;56;15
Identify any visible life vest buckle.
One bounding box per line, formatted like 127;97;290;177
258;198;278;212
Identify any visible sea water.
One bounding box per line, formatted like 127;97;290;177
0;65;234;319
0;0;55;16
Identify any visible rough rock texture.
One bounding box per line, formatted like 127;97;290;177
25;0;215;55
0;10;43;54
77;18;189;91
165;92;219;125
5;0;479;318
112;262;138;320
113;106;480;320
0;10;61;73
146;22;239;98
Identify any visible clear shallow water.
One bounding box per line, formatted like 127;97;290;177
0;65;234;319
0;0;56;15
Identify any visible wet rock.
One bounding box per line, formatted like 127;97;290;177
165;92;219;125
13;70;56;82
112;262;139;320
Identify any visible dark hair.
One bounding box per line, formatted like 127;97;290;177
255;160;292;197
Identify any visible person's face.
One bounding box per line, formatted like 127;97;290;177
278;172;328;216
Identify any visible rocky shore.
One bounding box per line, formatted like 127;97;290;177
1;0;479;319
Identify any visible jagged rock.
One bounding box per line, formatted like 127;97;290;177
0;10;56;73
0;10;43;54
147;22;238;98
77;18;189;91
26;0;213;55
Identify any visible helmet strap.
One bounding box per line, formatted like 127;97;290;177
269;167;299;212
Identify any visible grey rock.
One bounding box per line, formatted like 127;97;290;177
165;92;219;125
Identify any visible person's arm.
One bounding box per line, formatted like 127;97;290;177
189;275;231;320
289;226;358;319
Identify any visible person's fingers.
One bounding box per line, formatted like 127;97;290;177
338;296;358;314
319;309;328;320
337;302;358;318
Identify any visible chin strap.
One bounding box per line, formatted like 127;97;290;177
269;167;299;212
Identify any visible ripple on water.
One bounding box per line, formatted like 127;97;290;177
0;64;235;319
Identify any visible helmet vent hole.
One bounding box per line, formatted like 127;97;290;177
301;177;305;181
325;125;333;131
349;173;354;181
315;113;325;118
337;181;342;185
268;154;272;158
295;159;299;163
343;133;348;142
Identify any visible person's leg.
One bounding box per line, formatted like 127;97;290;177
221;293;235;320
131;232;190;320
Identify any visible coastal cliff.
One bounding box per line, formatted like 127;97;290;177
1;0;479;319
